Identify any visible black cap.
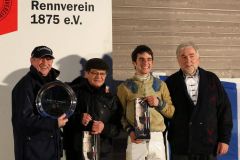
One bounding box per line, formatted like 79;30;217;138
85;58;109;72
31;46;54;59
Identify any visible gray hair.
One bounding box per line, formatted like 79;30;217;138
176;41;199;57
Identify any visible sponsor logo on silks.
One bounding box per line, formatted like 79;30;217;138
0;0;17;35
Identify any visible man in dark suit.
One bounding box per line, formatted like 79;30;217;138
165;42;233;160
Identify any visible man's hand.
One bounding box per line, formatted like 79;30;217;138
82;113;92;126
217;142;229;155
145;96;159;107
91;120;104;134
58;113;68;128
129;131;143;144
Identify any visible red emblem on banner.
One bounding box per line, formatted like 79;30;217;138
0;0;17;35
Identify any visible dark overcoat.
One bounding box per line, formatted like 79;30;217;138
63;77;122;159
166;67;233;155
12;66;62;160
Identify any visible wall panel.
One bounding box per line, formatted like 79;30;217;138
113;0;240;80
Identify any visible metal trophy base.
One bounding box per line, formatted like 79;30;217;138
134;98;150;140
82;131;100;160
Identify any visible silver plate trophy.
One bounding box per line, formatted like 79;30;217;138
36;81;77;119
82;131;100;160
134;97;150;140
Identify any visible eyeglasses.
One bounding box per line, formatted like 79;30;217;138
89;71;107;76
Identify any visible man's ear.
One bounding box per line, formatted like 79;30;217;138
30;57;34;64
132;61;136;69
84;71;87;78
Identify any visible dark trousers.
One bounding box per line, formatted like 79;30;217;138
65;150;82;160
171;154;217;160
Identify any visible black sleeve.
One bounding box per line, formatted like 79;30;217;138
101;96;123;138
12;82;58;134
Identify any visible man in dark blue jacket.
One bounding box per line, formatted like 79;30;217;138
166;42;233;160
63;58;122;160
12;46;68;160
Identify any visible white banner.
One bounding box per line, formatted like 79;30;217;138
0;0;112;159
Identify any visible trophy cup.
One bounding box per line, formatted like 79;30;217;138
82;131;100;160
36;81;77;119
134;98;150;140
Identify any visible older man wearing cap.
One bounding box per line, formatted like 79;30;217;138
12;46;68;160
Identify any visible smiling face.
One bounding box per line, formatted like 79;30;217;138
177;46;199;75
85;69;107;88
30;56;53;76
133;52;153;76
